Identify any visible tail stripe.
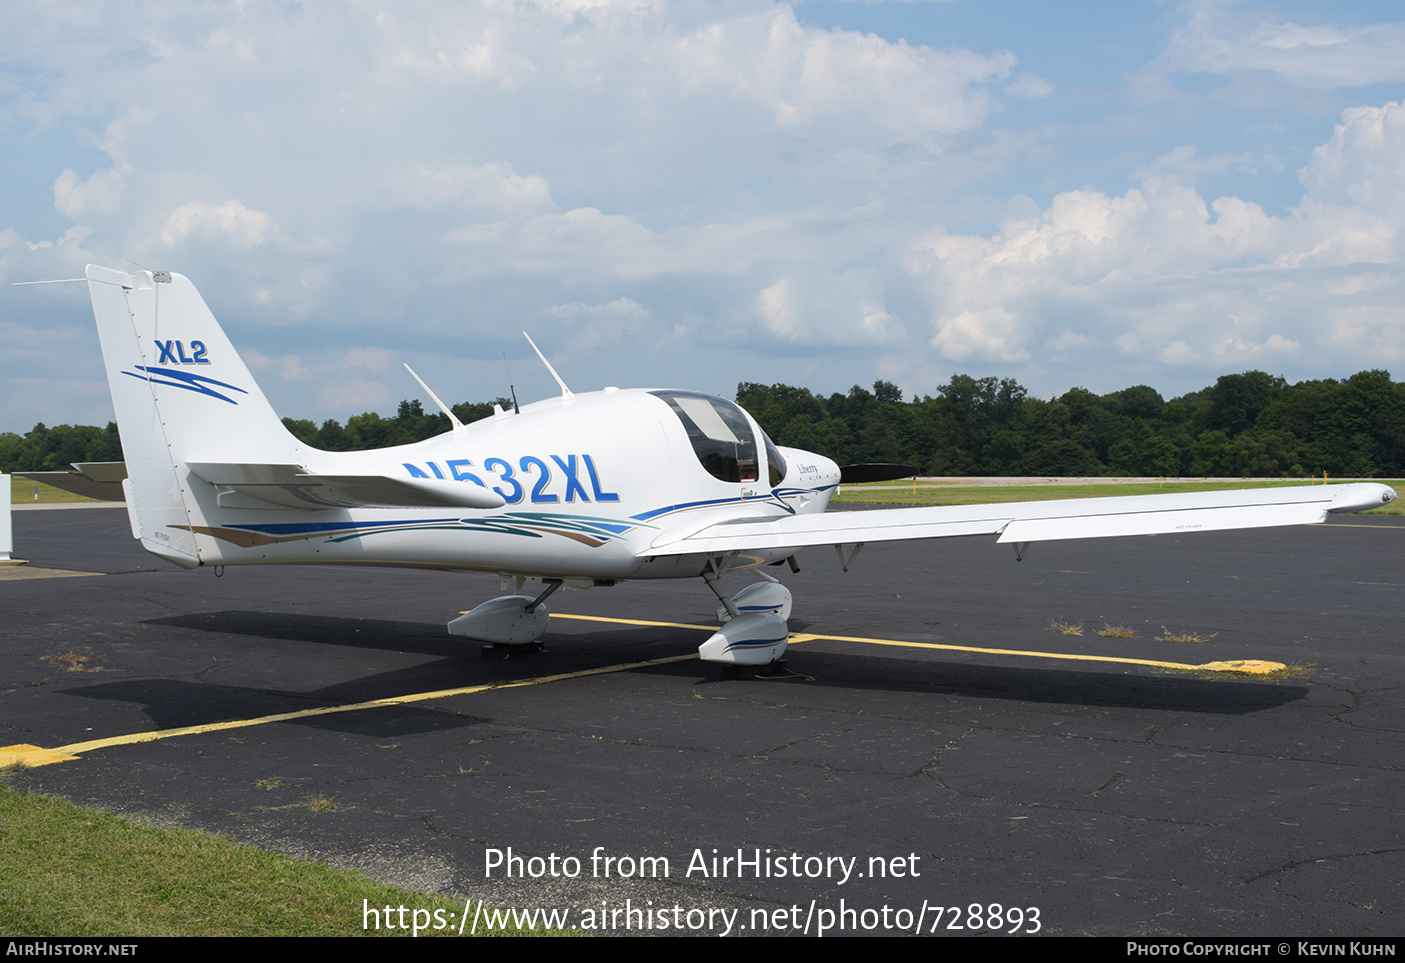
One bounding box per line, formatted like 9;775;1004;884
123;365;250;404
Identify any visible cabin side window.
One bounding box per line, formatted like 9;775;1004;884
764;432;787;488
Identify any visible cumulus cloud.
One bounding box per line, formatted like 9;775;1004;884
929;306;1027;363
1301;101;1405;218
913;98;1405;373
1157;332;1300;368
755;267;904;348
6;1;1405;426
161;201;280;248
53;167;125;219
50;113;140;221
673;5;1018;138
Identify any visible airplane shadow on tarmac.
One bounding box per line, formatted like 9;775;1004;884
50;610;1308;739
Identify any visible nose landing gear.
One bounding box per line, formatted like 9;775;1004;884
699;565;792;668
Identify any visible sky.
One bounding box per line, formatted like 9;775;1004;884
4;0;1405;429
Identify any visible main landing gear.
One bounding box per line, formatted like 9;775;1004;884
446;561;797;670
447;579;561;658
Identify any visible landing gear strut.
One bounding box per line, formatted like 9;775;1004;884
697;560;793;667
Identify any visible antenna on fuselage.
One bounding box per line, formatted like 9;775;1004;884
403;363;467;433
523;332;574;402
499;352;521;415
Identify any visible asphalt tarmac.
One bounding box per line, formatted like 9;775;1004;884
3;505;1402;937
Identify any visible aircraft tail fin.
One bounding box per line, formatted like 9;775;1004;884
86;265;298;567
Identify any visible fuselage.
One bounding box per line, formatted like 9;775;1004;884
179;387;842;579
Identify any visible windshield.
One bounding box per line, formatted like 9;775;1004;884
651;391;760;483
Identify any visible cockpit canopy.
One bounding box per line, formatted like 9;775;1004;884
652;390;787;487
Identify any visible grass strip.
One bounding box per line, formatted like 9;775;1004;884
832;479;1403;514
0;784;555;937
13;474;1402;514
8;476;106;504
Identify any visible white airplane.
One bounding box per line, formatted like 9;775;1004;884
75;265;1395;667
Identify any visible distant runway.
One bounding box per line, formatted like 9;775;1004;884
4;506;1403;936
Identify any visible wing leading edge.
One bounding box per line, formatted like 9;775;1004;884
639;483;1396;558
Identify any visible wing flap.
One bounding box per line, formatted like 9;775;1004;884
644;506;1011;556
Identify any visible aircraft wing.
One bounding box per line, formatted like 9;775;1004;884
639;483;1396;558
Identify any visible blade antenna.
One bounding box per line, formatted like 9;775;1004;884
403;363;467;432
502;352;520;415
523;332;574;401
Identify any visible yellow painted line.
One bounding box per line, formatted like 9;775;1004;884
0;744;78;767
796;631;1284;673
549;613;717;632
23;610;1284;767
791;630;1214;670
548;614;1280;674
1199;660;1286;675
47;649;698;761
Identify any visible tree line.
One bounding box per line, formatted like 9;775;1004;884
738;370;1405;478
3;370;1402;478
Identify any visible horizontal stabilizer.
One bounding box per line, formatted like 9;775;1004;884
16;462;129;501
186;462;506;510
